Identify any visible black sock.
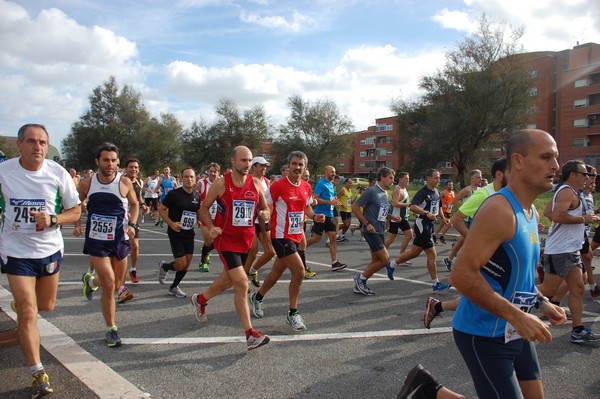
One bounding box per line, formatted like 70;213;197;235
289;308;298;316
171;270;187;289
422;383;442;399
298;250;307;269
255;292;264;301
163;261;176;271
434;302;444;314
573;325;584;333
201;245;210;260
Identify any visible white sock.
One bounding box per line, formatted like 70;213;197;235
432;279;440;285
30;363;43;374
249;267;257;274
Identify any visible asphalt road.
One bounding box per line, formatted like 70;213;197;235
1;221;599;398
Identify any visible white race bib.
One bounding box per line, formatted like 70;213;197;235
430;199;440;215
232;200;255;226
180;210;196;230
89;214;117;241
377;203;389;222
9;198;46;233
209;202;218;219
288;211;304;234
346;197;352;207
504;291;537;343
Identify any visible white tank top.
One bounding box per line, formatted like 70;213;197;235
544;185;584;254
144;177;159;199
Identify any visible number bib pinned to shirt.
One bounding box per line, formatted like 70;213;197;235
232;200;255;226
377;204;389;222
288;211;304;234
180;210;197;230
89;214;117;241
209;202;218;220
504;291;537;343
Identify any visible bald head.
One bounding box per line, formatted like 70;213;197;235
507;129;553;168
232;145;252;159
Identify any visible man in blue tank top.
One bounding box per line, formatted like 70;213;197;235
442;129;567;399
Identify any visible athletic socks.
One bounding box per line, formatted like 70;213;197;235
171;270;187;289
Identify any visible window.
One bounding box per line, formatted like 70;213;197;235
575;79;590;88
360;151;366;157
364;137;374;145
376;124;393;132
529;87;538;96
574;118;588;127
574;99;587;108
584;154;600;168
378;149;388;156
572;138;586;147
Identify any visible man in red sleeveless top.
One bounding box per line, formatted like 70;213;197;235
190;146;271;350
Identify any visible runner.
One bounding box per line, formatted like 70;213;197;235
450;129;567;398
248;151;324;330
386;169;451;291
336;177;353;242
432;181;455;244
143;170;160;225
351;167;400;296
156;166;178;227
157;167;201;298
0;124;81;398
75;142;139;348
189;146;271;350
244;156;276;287
195;162;221;272
124;158;146;286
384;172;413;260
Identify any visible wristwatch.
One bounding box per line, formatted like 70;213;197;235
128;222;138;228
50;214;58;226
534;296;548;309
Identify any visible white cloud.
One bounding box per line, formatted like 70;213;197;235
0;1;144;144
240;10;316;32
164;45;445;131
434;0;600;52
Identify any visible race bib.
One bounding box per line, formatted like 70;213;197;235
180;210;196;230
89;214;117;241
288;211;304;235
377;203;389;222
10;198;46;232
346;197;352;207
209;202;218;219
430;199;440;215
504;291;537;343
232;200;255;226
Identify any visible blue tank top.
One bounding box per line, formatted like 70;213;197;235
452;187;540;338
160;176;176;202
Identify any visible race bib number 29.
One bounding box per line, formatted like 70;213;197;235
232;200;255;226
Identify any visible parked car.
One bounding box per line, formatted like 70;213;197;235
351;177;370;187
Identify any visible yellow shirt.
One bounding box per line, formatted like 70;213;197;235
338;186;353;212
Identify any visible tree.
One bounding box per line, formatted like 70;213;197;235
62;76;151;169
392;15;535;186
136;112;185;175
274;95;354;174
182;99;273;171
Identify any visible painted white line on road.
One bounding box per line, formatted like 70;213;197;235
0;285;149;399
124;327;451;345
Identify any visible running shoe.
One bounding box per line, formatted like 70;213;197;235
336;235;348;242
423;297;441;329
325;241;330;248
439;236;446;245
443;258;453;272
154;219;160;226
82;272;98;300
304;270;317;279
590;286;600;298
198;261;210;273
286;313;307;331
571;328;600;343
168;286;187;298
397;364;440;399
105;327;122;347
129;269;140;283
353;273;375;296
246;330;270;350
31;369;53;398
432;281;451;292
399;260;412;266
190;294;207;322
331;261;347;271
117;289;134;304
249;271;261;287
249;292;264;318
157;261;168;284
385;262;395;281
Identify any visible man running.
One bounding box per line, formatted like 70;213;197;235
249;151;324;330
143;170;160;225
190;146;271;350
386;169;451;292
305;165;347;271
124;158;147;287
75;142;139;348
156;166;178;227
351;167;400;296
450;129;567;399
336;177;353;242
0;124;81;398
157;167;202;298
384;172;413;259
433;181;455;245
195;162;221;272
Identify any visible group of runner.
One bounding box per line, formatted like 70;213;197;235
3;125;600;398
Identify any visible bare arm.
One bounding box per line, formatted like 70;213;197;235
449;209;469;237
199;177;225;232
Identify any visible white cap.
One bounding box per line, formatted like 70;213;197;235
252;156;270;166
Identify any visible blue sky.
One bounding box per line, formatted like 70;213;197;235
1;0;598;152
